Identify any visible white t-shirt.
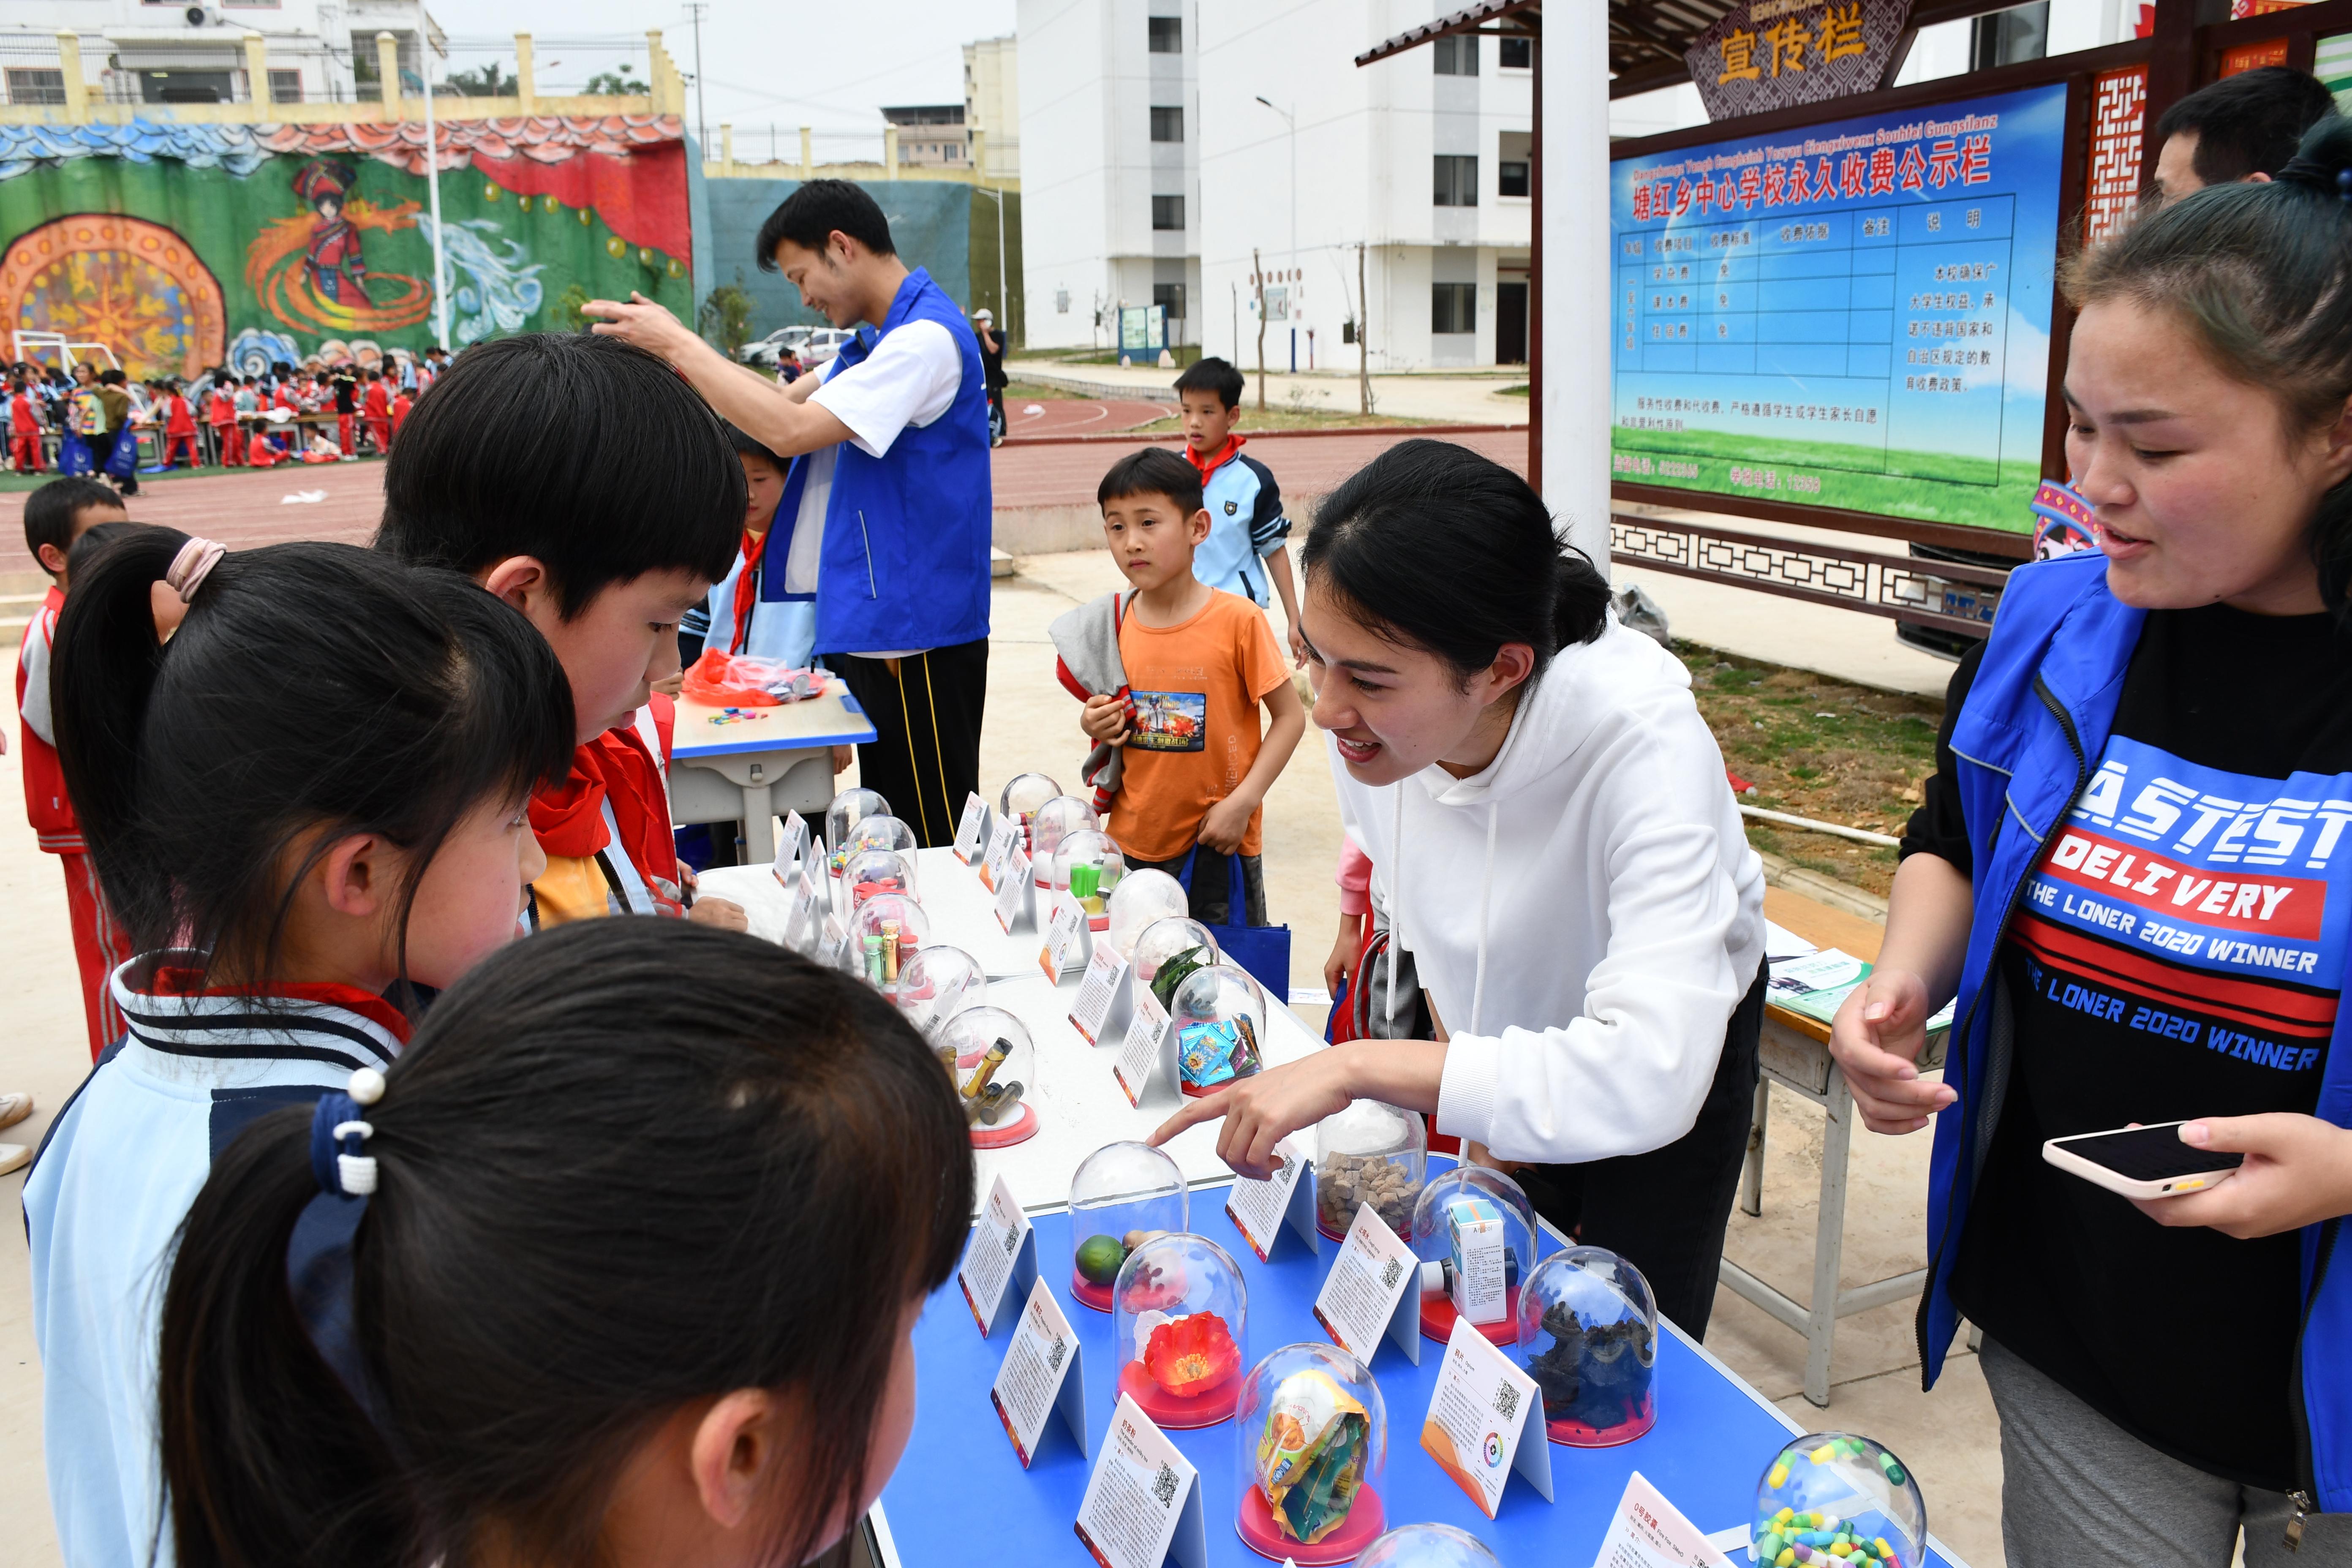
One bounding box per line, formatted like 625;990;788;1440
784;319;964;658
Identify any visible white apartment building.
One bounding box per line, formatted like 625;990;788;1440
1018;0;1200;351
0;0;439;109
1195;0;1533;374
964;33;1020;183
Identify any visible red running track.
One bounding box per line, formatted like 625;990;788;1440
1003;397;1168;440
0;426;1534;576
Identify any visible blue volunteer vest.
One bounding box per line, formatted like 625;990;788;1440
1924;550;2352;1511
763;267;993;654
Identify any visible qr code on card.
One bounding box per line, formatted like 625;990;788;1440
1046;1337;1068;1373
1379;1257;1404;1290
1494;1381;1521;1421
1003;1227;1019;1255
1153;1464;1180;1505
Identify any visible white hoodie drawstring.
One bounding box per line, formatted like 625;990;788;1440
1385;787;1405;1024
1470;802;1497;1035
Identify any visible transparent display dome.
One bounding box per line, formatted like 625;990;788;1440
935;1005;1037;1150
1067;1141;1189;1314
1233;1342;1387;1565
1519;1246;1657;1446
1171;963;1269;1100
1115;1233;1247;1429
894;945;984;1039
847;893;929;995
997;773;1063;838
1410;1165;1538;1347
839;846;920;912
1030;795;1101;885
1048;828;1127;925
1131;917;1220;1015
1358;1524;1501;1568
845;812;918;858
1106;869;1190;960
1315;1100;1427;1242
1751;1435;1927;1568
823;789;892;868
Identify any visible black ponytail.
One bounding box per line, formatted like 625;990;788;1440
160;920;975;1568
1301;438;1609;688
2067;114;2352;615
51;535;575;988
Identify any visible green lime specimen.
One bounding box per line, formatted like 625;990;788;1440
1076;1234;1127;1286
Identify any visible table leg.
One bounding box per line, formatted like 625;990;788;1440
739;783;776;865
1803;1067;1855;1407
1740;1078;1770;1219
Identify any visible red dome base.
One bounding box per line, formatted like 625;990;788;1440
1419;1286;1521;1347
1235;1481;1386;1564
1116;1359;1239;1428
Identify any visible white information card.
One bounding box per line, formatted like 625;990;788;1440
1312;1202;1421;1366
994;848;1034;934
1069;942;1132;1044
1038;893;1090;980
1073;1393;1208;1568
1418;1312;1552;1519
1590;1473;1737;1568
770;809;811;886
990;1277;1090;1466
1113;988;1171;1108
981;815;1020;891
956;1174;1037;1339
953;792;990;865
1224;1136;1320;1262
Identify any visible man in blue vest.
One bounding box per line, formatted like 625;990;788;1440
585;180;992;845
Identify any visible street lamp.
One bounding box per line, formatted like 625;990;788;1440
977;183;1010;346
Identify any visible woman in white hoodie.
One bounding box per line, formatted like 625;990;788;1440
1154;439;1767;1331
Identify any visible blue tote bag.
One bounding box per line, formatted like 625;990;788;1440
1176;847;1292;1001
103;423;139;479
56;431;91;475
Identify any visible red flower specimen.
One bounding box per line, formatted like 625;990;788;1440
1144;1313;1240;1399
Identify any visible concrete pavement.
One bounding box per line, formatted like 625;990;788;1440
1006;358;1533;426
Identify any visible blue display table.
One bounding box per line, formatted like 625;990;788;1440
876;1164;1971;1568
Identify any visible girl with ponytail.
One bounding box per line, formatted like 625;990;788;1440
24;531;572;1568
1832;114;2352;1558
1154;438;1769;1335
158;918;971;1568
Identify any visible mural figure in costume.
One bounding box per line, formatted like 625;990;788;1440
293;159;369;305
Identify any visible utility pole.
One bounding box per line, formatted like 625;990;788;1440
1252;247;1268;413
683;1;710;155
1357;242;1369;415
418;0;447;351
979;184;1010;341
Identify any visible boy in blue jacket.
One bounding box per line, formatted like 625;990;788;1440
1173;357;1303;666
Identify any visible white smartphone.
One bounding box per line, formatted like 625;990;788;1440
2042;1121;2243;1200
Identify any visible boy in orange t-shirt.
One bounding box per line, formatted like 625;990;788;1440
1073;447;1304;925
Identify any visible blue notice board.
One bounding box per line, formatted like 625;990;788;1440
1610;83;2068;536
875;1164;1974;1568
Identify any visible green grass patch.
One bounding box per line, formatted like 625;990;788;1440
1614;425;2038;534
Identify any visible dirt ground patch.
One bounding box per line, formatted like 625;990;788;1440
1680;641;1948;896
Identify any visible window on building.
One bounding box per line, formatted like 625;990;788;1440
1498;160;1529;198
1498;131;1531;199
1971;1;2048;68
1153;283;1187;324
1433;154;1478;207
1150;106;1183;142
1432;34;1479;74
1500;35;1532;69
1432;282;1477;335
267;68;302;102
1152;194;1186;231
4;68;66;105
141;69;234;104
1148;15;1182;52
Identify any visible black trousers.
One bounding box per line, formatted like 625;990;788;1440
832;640;987;849
1513;964;1767;1338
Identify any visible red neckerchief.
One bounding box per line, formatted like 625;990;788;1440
528;723;682;898
1184;432;1246;482
729;528;770;654
144;964;415;1045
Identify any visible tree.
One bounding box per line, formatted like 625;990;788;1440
1252;248;1268;413
699;272;754;357
442;62;515;97
584;67;649;95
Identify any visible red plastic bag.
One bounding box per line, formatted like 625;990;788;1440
680;649;818;708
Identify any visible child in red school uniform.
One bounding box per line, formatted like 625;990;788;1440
375;332;751;929
10;376;43;474
389;382;413;440
160;382;199;468
203;380;239;467
17;479;136;1059
362;367;392;454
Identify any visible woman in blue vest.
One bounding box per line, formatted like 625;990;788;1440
584;180;993;847
1831;117;2352;1563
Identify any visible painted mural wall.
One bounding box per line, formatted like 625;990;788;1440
0;115;695;379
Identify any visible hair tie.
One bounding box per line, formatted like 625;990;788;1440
2273;153;2352;202
307;1066;387;1197
164;536;226;604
